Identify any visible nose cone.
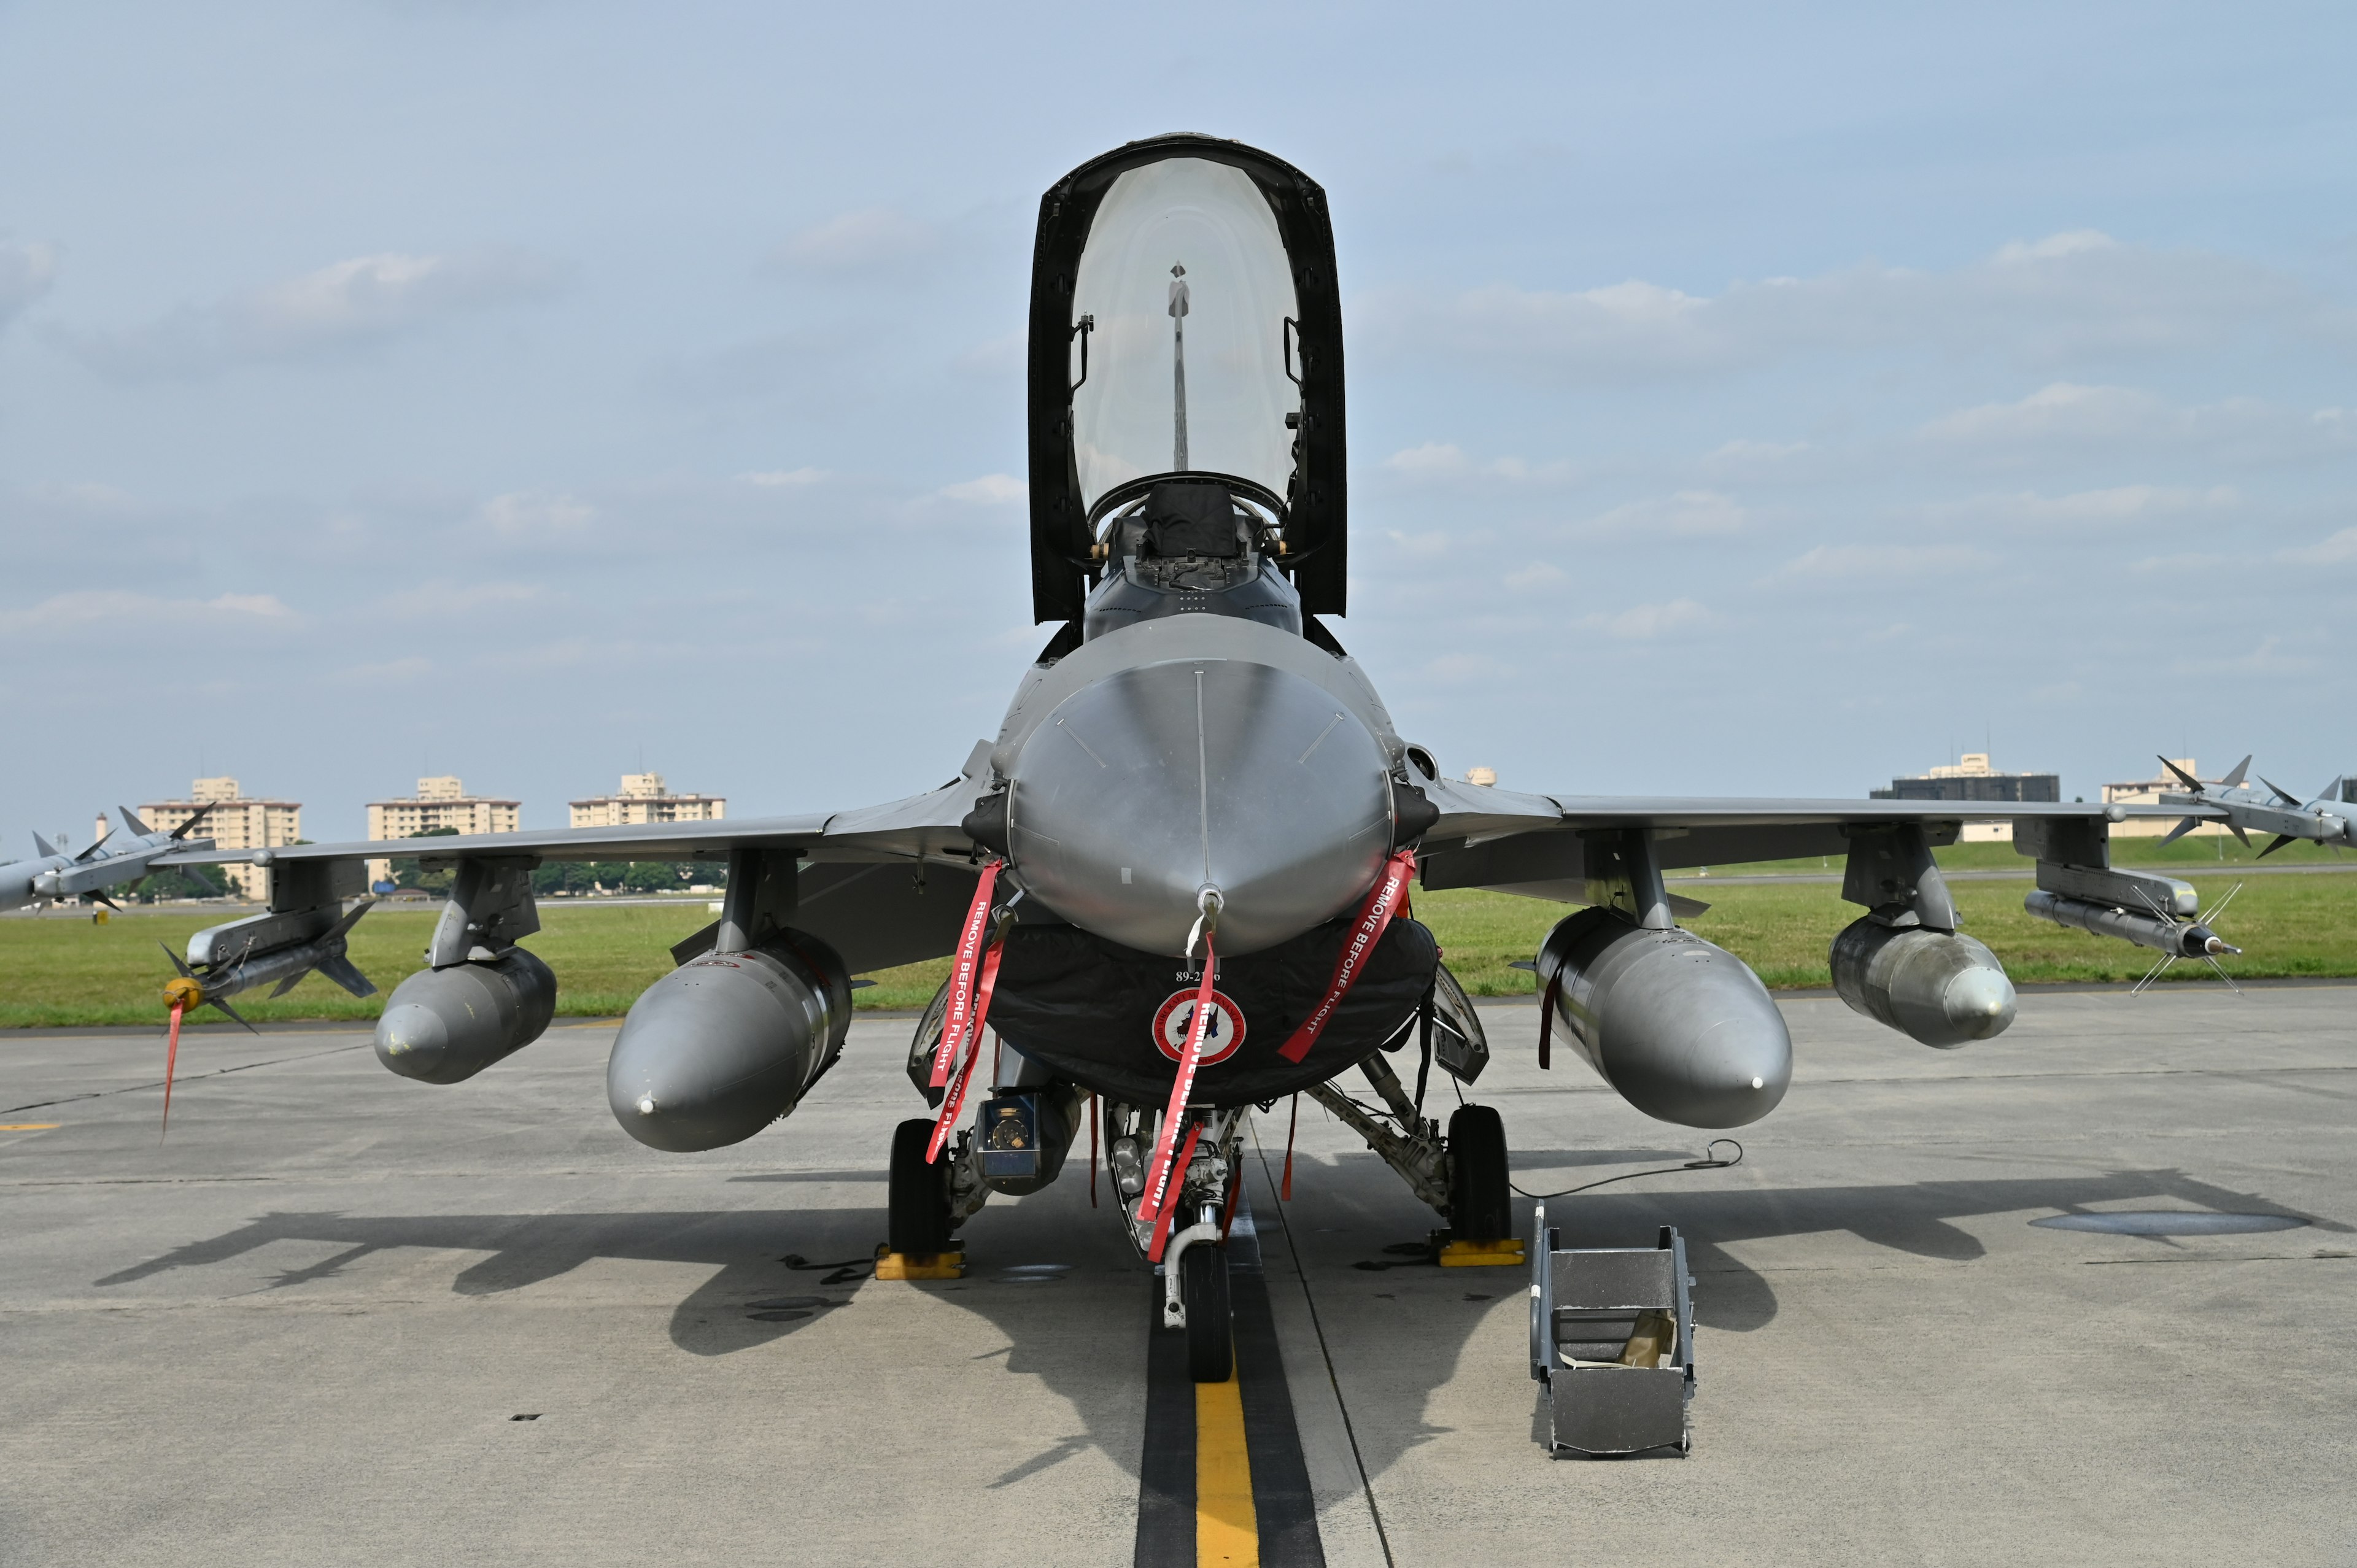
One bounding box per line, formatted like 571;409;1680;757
1940;965;2017;1041
1008;658;1393;956
376;998;454;1073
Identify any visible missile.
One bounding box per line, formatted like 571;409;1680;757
374;948;556;1084
2022;890;2239;958
607;932;853;1151
160;898;378;1029
5;804;218;913
2155;755;2356;857
1830;917;2016;1049
1538;906;1791;1129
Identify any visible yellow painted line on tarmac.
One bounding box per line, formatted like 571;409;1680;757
1195;1368;1258;1567
0;1122;62;1131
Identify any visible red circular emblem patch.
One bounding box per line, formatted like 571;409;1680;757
1151;987;1247;1065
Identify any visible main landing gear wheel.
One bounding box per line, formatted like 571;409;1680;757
888;1117;953;1257
1181;1243;1234;1382
1447;1103;1512;1242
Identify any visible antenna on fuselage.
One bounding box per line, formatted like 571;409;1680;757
1169;263;1190;471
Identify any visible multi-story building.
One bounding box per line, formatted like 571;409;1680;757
366;776;522;840
569;773;726;828
1871;754;2059;843
137;777;301;900
365;777;522;885
1872;753;2061;805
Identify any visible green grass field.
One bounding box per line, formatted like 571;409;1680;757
5;855;2352;1029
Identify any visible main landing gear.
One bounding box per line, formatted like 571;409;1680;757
1301;1051;1519;1261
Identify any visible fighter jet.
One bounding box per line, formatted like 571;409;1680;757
147;134;2269;1381
1;805;217;913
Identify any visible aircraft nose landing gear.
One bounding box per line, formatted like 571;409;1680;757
1163;1211;1234;1381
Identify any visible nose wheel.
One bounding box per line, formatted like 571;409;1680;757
1178;1242;1234;1381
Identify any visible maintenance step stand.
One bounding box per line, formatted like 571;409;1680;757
1528;1207;1697;1457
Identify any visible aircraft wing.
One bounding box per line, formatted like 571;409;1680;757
1414;775;2204;896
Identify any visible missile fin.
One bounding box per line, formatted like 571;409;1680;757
2258;833;2297;859
2228;822;2250;848
321;896;376;942
157;940;195;979
2259;775;2301;808
208;994;258;1033
268;973;306;1000
2160;756;2205;793
75;825;114;862
2157;817;2200;848
165;802;211;841
314;954;377;998
88;890;121;913
31;832;56;858
2220;755;2252;789
121;806;155;837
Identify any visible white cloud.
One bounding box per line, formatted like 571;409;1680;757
377;582;545;619
63;249;561;380
1504;561;1568;591
1771;543;1997;581
1917;383;2356;467
207;592;295;618
1579;598;1712;639
481;492;594;536
1381;442;1574;483
2280;527;2357;565
1705;438;1809;472
953;331;1025;378
1933;484;2239;528
1384;442;1469;478
0;590;297;635
0;241;58;333
1357;231;2348;380
939;474;1026;505
773;208;939;274
1384;529;1452;558
1577;489;1747;537
1425;651;1515;685
741;467;829;487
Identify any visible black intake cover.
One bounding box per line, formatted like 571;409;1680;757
987;914;1439;1106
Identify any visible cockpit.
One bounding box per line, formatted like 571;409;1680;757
1026;136;1348;636
1069;158;1301;526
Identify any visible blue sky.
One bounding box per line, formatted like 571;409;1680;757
2;1;2351;843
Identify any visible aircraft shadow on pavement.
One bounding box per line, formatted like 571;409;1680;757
88;1162;2334;1485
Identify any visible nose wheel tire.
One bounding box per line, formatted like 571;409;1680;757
1181;1243;1234;1382
1447;1103;1512;1241
888;1117;954;1257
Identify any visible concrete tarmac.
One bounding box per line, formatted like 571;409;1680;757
3;986;2352;1566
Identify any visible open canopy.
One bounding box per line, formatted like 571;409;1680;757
1028;134;1346;624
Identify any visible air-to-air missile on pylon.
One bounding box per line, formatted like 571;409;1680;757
95;135;2346;1450
2156;755;2355;856
0;805;219;913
